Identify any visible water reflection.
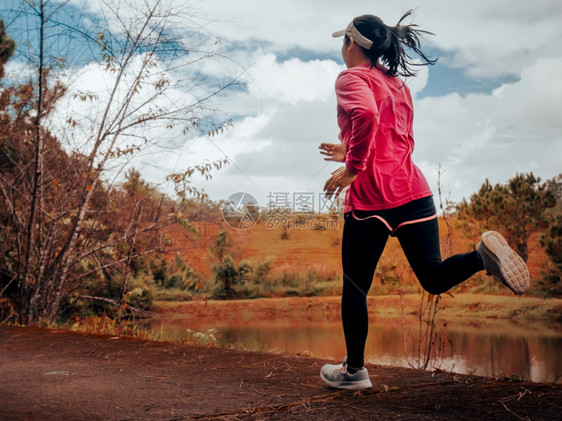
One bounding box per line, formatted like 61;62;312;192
150;313;562;383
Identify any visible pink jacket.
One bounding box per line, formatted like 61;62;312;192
336;64;432;212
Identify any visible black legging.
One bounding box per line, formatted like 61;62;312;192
341;212;484;369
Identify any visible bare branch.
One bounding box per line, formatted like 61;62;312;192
73;294;145;314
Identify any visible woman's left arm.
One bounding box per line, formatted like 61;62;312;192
323;166;357;199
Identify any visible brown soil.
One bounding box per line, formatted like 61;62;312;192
1;324;560;420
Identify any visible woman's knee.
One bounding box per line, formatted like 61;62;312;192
417;277;447;295
412;263;449;295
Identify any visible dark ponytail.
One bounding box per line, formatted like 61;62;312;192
352;10;437;77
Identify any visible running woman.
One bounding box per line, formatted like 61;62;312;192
319;11;530;390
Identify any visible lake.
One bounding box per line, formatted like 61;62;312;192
149;299;562;383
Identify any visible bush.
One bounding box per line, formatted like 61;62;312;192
230;265;340;299
121;272;155;310
151;256;201;291
211;256;252;299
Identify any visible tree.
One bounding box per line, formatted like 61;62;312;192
539;174;562;296
0;19;17;306
0;20;15;79
456;173;556;262
545;174;562;212
539;214;562;297
209;229;251;299
0;1;237;324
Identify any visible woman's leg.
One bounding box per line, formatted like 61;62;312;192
341;214;389;369
396;218;484;295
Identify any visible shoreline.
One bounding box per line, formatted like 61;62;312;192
1;323;561;420
148;293;562;383
154;293;562;325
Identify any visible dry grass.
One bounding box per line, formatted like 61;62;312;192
155;293;562;325
163;217;551;298
368;293;562;324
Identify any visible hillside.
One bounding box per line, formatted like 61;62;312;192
164;217;548;294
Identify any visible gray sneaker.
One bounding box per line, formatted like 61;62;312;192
476;231;530;295
320;357;372;390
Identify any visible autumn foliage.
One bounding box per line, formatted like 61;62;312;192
0;0;237;325
0;71;180;322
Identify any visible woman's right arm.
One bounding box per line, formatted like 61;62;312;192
335;72;379;174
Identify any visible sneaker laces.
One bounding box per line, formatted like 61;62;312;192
330;364;348;376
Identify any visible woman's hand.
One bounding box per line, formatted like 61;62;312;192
323;166;357;199
319;134;345;162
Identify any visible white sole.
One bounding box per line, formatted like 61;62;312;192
320;373;372;390
479;231;530;294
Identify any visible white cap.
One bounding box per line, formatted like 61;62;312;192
332;21;373;50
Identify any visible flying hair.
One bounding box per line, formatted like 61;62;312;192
349;10;437;78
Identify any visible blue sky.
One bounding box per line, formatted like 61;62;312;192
2;0;561;212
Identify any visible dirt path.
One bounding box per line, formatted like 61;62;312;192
1;325;560;420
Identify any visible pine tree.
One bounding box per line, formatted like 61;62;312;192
456;173;556;262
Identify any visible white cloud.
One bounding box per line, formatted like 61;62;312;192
405;66;429;98
156;50;562;207
246;54;342;104
166;54;344;206
414;56;562;201
195;0;562;79
42;0;562;208
492;57;562;135
47;54;198;152
419;1;562;78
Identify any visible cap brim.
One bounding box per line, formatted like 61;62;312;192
332;29;346;38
